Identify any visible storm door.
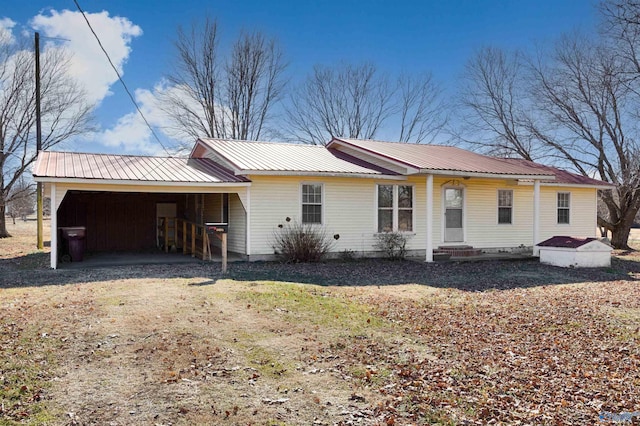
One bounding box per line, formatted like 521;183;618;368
444;188;464;242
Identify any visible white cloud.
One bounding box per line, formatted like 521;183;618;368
0;17;16;45
99;82;179;154
30;9;142;106
98;81;215;154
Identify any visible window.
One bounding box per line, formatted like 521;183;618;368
498;190;513;224
377;184;413;232
557;192;570;224
302;183;322;224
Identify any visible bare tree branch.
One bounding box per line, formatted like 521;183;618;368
457;47;542;160
160;17;287;148
0;33;92;238
457;23;640;249
286;62;446;145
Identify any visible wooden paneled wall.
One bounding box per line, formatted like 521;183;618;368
57;191;185;252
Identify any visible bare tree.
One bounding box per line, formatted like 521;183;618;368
534;33;640;248
397;72;448;144
7;176;34;224
226;31;287;140
286;62;447;145
161;18;287;147
0;33;92;238
458;47;542;160
458;29;640;249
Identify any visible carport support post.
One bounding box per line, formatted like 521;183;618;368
533;180;541;256
425;174;434;262
50;183;57;269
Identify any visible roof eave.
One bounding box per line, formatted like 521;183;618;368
239;170;407;180
518;181;613;189
419;169;556;180
33;176;251;187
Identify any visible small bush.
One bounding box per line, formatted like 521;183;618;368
272;220;334;263
374;232;411;260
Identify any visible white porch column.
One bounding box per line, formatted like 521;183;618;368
425;174;434;262
245;186;251;258
50;183;57;269
533;179;541;256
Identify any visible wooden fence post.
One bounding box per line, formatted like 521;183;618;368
202;229;207;260
221;232;228;274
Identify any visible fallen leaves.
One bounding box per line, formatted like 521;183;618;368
327;282;640;424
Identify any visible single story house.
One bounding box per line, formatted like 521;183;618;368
33;137;613;269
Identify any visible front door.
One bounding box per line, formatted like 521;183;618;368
444;188;464;242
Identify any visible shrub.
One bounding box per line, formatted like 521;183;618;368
374;232;411;260
272;220;334;263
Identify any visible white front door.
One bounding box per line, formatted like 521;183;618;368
444;188;464;242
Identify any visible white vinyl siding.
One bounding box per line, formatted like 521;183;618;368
245;176;597;257
540;187;595;241
227;193;246;254
248;176;426;256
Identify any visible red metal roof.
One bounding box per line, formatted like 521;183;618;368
537;236;598;248
500;158;615;187
33;151;249;183
329;138;557;177
197;138;397;175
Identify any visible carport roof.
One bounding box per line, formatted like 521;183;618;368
33;151;250;184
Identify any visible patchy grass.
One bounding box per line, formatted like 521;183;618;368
0;318;58;424
0;221;639;424
234;281;385;331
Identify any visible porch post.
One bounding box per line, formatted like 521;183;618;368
50;183;57;269
246;187;251;258
533;179;541;256
426;174;434;262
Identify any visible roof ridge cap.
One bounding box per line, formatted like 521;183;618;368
201;138;324;148
42;150;182;159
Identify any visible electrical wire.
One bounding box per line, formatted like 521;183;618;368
73;0;172;156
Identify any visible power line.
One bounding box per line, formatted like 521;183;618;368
73;0;172;156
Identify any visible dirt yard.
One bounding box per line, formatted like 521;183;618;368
1;221;639;425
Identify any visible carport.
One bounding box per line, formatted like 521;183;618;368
33;152;251;269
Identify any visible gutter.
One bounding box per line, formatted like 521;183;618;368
33;176;252;187
418;169;556;180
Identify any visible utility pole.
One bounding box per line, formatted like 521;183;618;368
35;32;43;250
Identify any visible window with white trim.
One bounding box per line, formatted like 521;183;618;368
498;189;513;224
377;184;413;232
301;183;323;224
557;192;570;224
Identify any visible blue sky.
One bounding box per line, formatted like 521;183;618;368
4;0;598;154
